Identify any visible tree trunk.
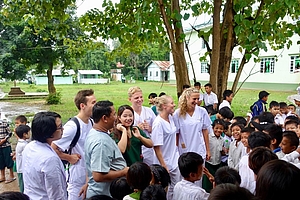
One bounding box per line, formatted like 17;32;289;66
231;54;247;94
210;0;222;94
158;0;190;98
47;63;56;94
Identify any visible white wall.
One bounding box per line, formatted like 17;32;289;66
147;63;162;81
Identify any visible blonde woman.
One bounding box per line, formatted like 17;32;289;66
128;86;156;165
151;95;180;200
173;87;211;161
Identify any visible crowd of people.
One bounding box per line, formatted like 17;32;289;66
1;83;300;200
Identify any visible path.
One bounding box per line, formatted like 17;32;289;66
0;171;19;193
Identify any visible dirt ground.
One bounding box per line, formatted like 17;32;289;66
0;170;19;193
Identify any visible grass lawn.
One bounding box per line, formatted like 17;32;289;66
0;81;296;123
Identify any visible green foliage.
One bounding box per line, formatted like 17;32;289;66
46;91;62;105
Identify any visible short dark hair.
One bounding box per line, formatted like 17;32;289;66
208;183;255;200
140;184;167;200
219;107;234;120
110;177;133;200
158;92;166;97
284;119;300;128
232;116;247;126
269;101;279;109
212;119;226;129
148;93;157;99
214;166;241;186
285;115;300;122
204;83;212;88
74;89;94;110
248;147;278;175
248;131;271;149
282;131;299;148
230;122;245;131
126;162;152;190
264;124;283;147
0;191;29;200
182;84;190;89
279;101;288;108
241;127;255;134
178;152;204;178
194;82;201;87
15;125;31;139
258;90;269;99
31;111;61;143
86;195;114;200
288;104;296;109
149;164;171;188
92;101;114;123
15;115;28;124
222;90;233;100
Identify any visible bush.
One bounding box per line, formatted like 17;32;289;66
46;92;61;104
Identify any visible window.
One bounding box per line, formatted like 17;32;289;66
155;71;158;76
260;57;275;73
150;71;152;77
201;62;209;73
231;60;239;73
290;55;300;72
83;74;96;79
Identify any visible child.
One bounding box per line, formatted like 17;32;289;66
140;184;167;200
109;177;133;200
208;183;255;200
0;118;15;184
250;90;269;117
288;104;296;113
231;116;247;127
202;119;225;192
263;124;283;155
218;89;234;110
228;122;245;170
284;119;300;138
173;152;210;200
203;83;218;112
148;93;158;115
15;125;31;193
124;162;152;200
214;166;241;186
277;131;299;162
221;121;232;166
14;115;28;129
269;101;284;126
240;127;255;156
279;102;289;121
149;164;171;190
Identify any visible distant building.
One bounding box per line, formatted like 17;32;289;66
34;69;75;85
77;70;109;84
146;60;171;82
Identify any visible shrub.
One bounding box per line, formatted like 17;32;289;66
46;92;61;104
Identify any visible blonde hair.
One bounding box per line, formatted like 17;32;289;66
178;87;199;117
154;95;172;112
128;86;142;97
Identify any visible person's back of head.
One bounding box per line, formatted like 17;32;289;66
86;195;114;200
182;84;190;90
248;146;278;176
148;93;157;99
158;92;166;97
263;124;283;148
214;166;241;186
256;159;300;200
0;192;29;200
110;177;133;200
208;183;255;200
222;90;233;100
126;162;152;191
74;89;94;110
258;112;274;124
92;100;114;124
149;164;171;189
15;124;31;139
178;152;204;179
140;184;167;200
248;131;271;150
218;107;234;121
232;116;247;127
31;111;61;143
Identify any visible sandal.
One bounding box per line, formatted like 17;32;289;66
4;177;16;184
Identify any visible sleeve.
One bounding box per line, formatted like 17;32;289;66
202;109;212;130
151;120;164;146
43;156;67;199
52;120;77;151
252;103;259;117
213;93;218;104
281;151;300;163
173;110;180;133
227;142;234;168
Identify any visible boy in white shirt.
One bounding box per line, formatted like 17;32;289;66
174;152;210;200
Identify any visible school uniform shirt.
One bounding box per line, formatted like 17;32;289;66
207;131;224;165
228;139;244;170
152;115;179;171
16;139;29;173
239;153;255;194
219;100;231;110
274;114;284;126
221;135;232;163
173;106;212;159
281;150;300;169
203;92;218;106
22;141;67;200
173;179;210;200
133;106;156;165
52;117;93;200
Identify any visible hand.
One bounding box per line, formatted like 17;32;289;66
132;127;141;139
122;167;129;176
206;151;211;161
69;154;81;165
116;124;126;132
203;167;214;183
78;183;88;200
0;139;6;145
143;120;151;132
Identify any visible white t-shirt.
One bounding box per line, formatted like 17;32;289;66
219;100;231;110
174;179;209;200
22;141;67;200
207;131;224;165
152;115;179;171
133;106;156;165
53;117;93;199
173;106;211;159
228;140;244;170
203;92;218;106
16;139;29;173
239;153;255;193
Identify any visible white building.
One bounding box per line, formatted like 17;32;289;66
146;60;170;82
77;70;109;84
169;18;300;89
34;69;75;85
